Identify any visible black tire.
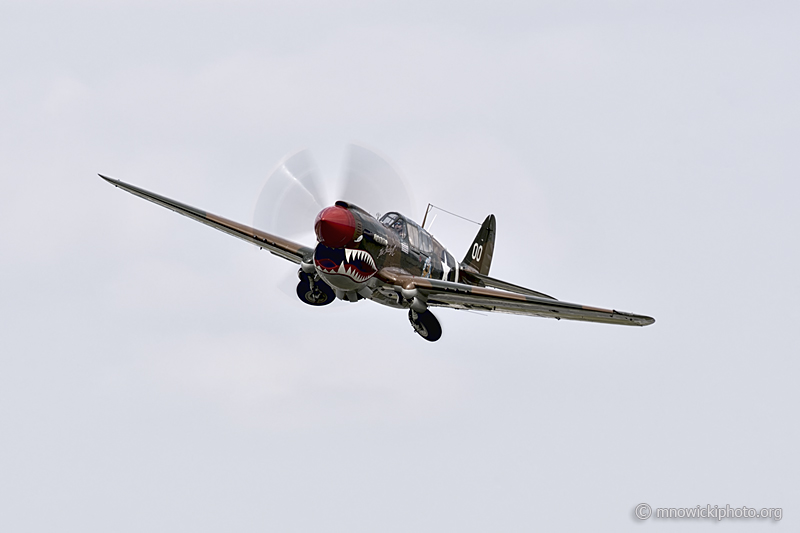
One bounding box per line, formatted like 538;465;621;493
408;309;442;342
296;273;335;306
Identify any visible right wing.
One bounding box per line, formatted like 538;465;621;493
100;175;314;264
462;271;557;300
378;270;654;327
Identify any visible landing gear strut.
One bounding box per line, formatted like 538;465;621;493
408;309;442;342
296;271;335;306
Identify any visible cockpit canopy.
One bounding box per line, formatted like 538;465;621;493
379;212;405;237
380;212;433;253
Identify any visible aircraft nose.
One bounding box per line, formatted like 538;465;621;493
314;205;356;248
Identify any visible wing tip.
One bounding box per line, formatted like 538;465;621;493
614;309;655;326
638;315;656;326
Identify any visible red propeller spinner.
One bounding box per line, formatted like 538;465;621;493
314;205;357;248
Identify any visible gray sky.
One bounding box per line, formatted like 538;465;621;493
1;1;798;531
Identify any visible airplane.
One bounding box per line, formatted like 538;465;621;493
99;170;654;342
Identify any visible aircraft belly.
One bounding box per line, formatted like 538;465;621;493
370;288;406;309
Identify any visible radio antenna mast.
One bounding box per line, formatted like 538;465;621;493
422;203;481;230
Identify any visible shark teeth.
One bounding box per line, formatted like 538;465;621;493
345;265;366;282
317;248;376;283
344;248;376;270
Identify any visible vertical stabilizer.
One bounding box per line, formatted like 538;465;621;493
462;214;496;276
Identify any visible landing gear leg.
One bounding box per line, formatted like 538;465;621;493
296;271;335;306
408;309;442;342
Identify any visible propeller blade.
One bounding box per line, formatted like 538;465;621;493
337;143;415;220
252;149;325;239
254;144;416;300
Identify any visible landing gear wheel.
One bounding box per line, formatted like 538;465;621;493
296;272;335;306
408;309;442;342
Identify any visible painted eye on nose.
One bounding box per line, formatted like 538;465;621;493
316;258;338;269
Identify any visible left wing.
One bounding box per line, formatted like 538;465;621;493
378;270;654;326
100;175;314;264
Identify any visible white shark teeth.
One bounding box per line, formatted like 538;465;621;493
344;265;367;282
344;248;376;269
340;265;364;282
329;248;376;282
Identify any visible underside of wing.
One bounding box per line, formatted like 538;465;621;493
378;271;654;326
100;175;314;264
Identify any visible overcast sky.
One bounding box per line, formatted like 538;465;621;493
1;1;798;531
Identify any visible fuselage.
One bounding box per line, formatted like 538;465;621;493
313;201;460;305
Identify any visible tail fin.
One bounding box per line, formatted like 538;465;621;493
462;214;496;275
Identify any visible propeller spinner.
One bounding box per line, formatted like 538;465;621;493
314;205;357;248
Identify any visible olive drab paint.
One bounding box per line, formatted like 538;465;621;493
101;174;654;342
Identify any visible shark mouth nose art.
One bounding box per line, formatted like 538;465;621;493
314;245;377;283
